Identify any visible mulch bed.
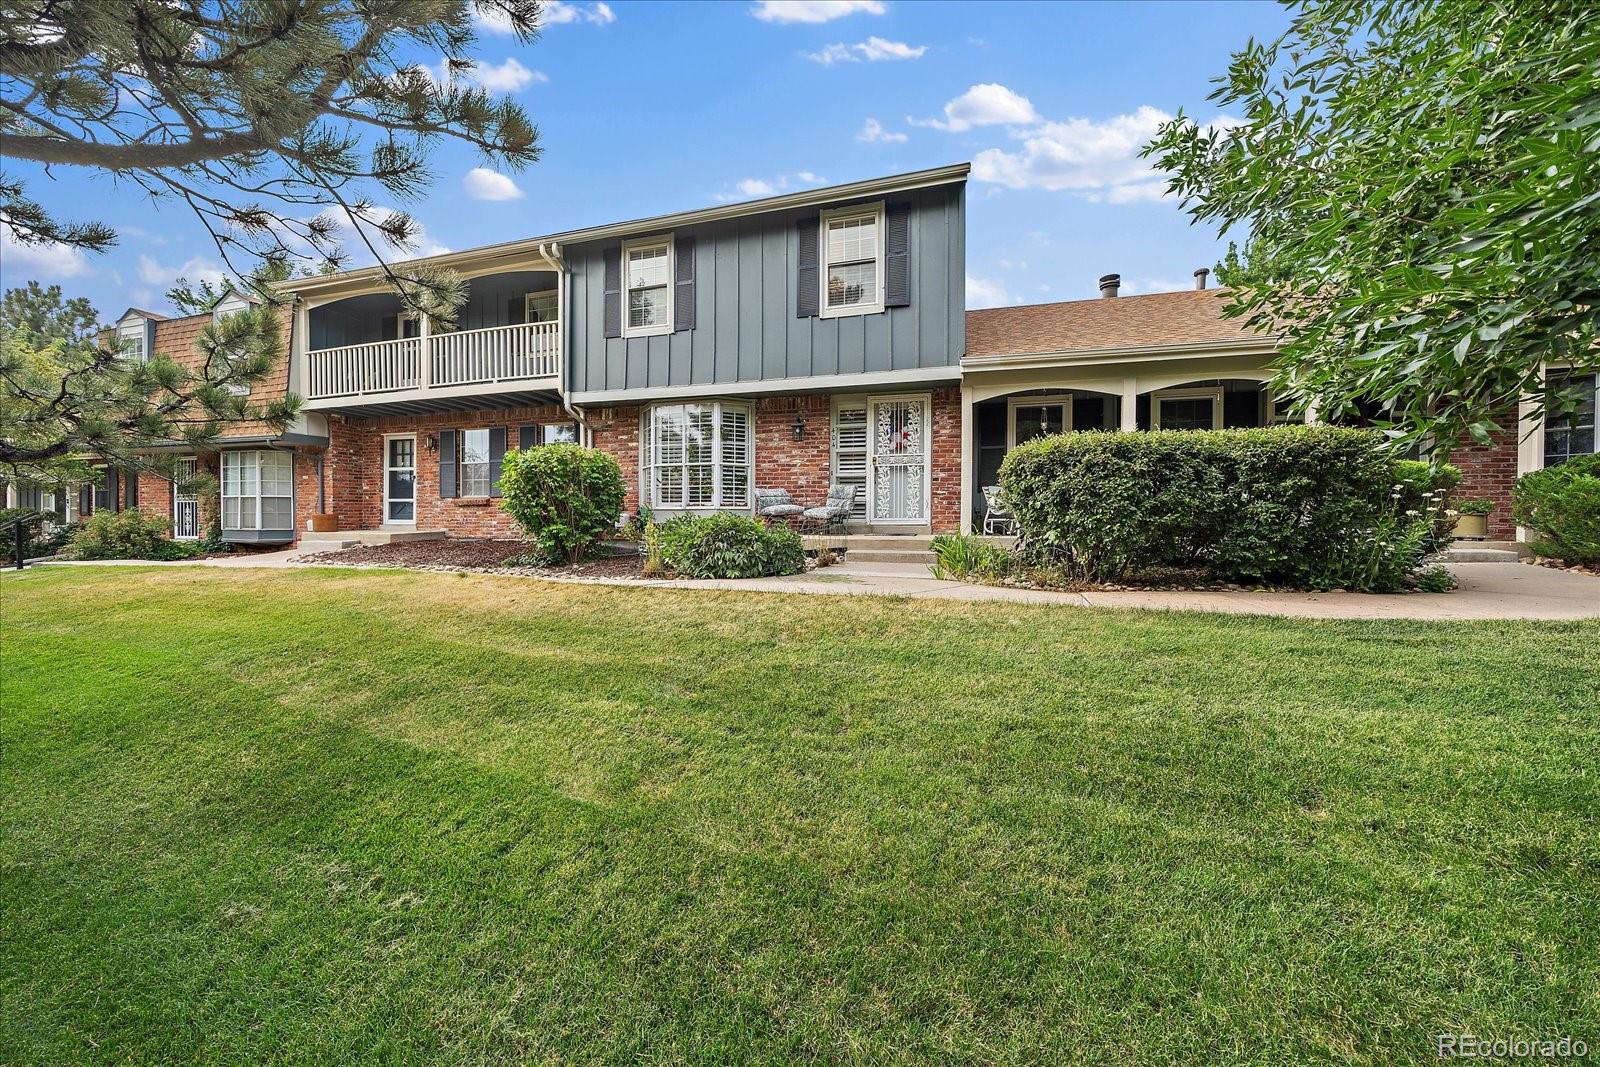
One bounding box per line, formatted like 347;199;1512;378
295;538;649;579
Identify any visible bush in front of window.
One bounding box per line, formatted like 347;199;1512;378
498;444;626;565
64;511;200;561
652;513;805;579
999;426;1439;590
1512;453;1600;565
1394;458;1462;552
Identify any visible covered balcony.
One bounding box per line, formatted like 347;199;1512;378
297;267;562;413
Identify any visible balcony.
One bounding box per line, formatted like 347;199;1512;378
304;321;560;406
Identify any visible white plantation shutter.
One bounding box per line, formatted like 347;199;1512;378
833;401;868;518
719;406;750;507
644;402;753;510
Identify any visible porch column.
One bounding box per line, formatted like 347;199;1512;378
1516;368;1546;543
1120;377;1138;430
290;302;310;395
418;311;432;389
1304;398;1321;425
959;385;975;534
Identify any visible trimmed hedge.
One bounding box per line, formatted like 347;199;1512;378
499;444;626;564
1512;454;1600;564
999;426;1418;586
653;513;805;579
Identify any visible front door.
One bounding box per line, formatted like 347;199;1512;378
384;435;416;524
172;456;199;540
867;395;930;523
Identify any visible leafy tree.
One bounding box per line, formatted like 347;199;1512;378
0;0;540;316
1;284;296;482
1144;1;1600;449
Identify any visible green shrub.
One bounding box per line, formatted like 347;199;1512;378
653;513;805;579
66;511;197;560
1454;497;1495;516
929;533;1015;583
1512;454;1600;564
999;426;1423;588
1394;459;1461;551
498;444;626;564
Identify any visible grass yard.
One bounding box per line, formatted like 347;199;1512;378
2;567;1597;1065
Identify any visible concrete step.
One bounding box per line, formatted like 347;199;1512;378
842;548;937;564
309;528;448;546
803;534;935;551
297;538;360;553
1437;546;1522;563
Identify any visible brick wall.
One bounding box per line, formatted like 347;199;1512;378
1450;413;1521;539
149;304;295;441
754;395;832;508
588;405;642;517
929;388;961;533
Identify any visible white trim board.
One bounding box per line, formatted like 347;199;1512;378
568;366;960;406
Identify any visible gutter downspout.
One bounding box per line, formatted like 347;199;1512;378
537;240;593;445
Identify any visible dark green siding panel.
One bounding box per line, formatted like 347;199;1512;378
738;224;764;382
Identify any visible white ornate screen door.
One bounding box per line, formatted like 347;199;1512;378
172;456;199;540
867;395;930;523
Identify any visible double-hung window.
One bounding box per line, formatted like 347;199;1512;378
642;402;752;510
459;428;492;497
821;204;884;317
1544;371;1597;466
222;450;293;531
623;237;672;337
117;319;146;362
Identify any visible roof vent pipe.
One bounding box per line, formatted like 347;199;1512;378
1194;268;1210;290
1098;273;1121;298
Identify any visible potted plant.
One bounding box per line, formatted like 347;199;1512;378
1451;497;1494;540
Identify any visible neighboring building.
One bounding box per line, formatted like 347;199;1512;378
71;164;1591;546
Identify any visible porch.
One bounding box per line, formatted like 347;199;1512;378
295;263;564;413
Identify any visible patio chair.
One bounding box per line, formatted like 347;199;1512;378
755;488;805;522
801;484;858;534
982;485;1018;536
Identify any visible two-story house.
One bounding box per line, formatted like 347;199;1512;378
54;162;1588;549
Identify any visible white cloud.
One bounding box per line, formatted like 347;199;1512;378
998;258;1026;270
752;0;884;23
715;172;827;202
911;83;1037;132
416;56;546;92
479;0;613;30
857;118;907;144
0;228;91;279
324;206;451;262
966;275;1011;310
136;252;227;289
804;36;925;64
463;168;525;201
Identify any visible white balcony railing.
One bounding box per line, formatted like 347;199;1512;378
305;320;560;401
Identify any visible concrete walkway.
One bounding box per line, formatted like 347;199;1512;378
28;551;1600;621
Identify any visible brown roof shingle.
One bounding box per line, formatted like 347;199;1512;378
965;288;1272;359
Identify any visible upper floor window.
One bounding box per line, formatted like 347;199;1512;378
1544;371;1597;466
117;319;146;361
623;237;672;337
821;204;883;318
525;290;558;324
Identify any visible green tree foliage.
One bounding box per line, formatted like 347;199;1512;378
498;444;626;565
1144;1;1600;450
1512;454;1600;565
0;0;540;315
1;283;296;482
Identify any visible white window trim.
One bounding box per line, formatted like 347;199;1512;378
116;317;147;362
1540;364;1599;468
640;400;753;512
1006;394;1076;447
1152;387;1224;430
221;449;293;531
524;289;559;324
621;234;674;339
819;201;886;320
458;427;493;499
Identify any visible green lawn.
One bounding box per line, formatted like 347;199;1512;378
2;567;1596;1065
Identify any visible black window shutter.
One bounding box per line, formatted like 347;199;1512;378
489;427;507;498
518;425;537;451
108;469;120;512
79;482;92;516
885;206;911;308
507;296;525;325
438;429;457;499
603;246;622;339
796;217;820;318
380;315;398;341
674;236;696;331
126;470;139;509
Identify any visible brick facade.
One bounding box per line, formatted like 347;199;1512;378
587;405;642;518
754;395;833;508
1449;413;1521;540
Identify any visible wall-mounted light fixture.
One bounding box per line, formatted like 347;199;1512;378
792;412;806;441
424;433;438;452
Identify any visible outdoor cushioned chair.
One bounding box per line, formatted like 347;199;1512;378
982;485;1018;536
802;484;858;533
755;488;804;522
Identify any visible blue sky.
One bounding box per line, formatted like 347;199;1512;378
0;0;1290;319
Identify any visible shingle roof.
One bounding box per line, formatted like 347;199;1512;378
965;288;1273;359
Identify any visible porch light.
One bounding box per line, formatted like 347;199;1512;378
424;433;438;452
792;412;806;440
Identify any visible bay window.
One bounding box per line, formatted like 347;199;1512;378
821;204;883;317
623;237;672;337
222;450;293;532
642;402;752;511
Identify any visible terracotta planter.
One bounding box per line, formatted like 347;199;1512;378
307;513;339;532
1453;513;1489;540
